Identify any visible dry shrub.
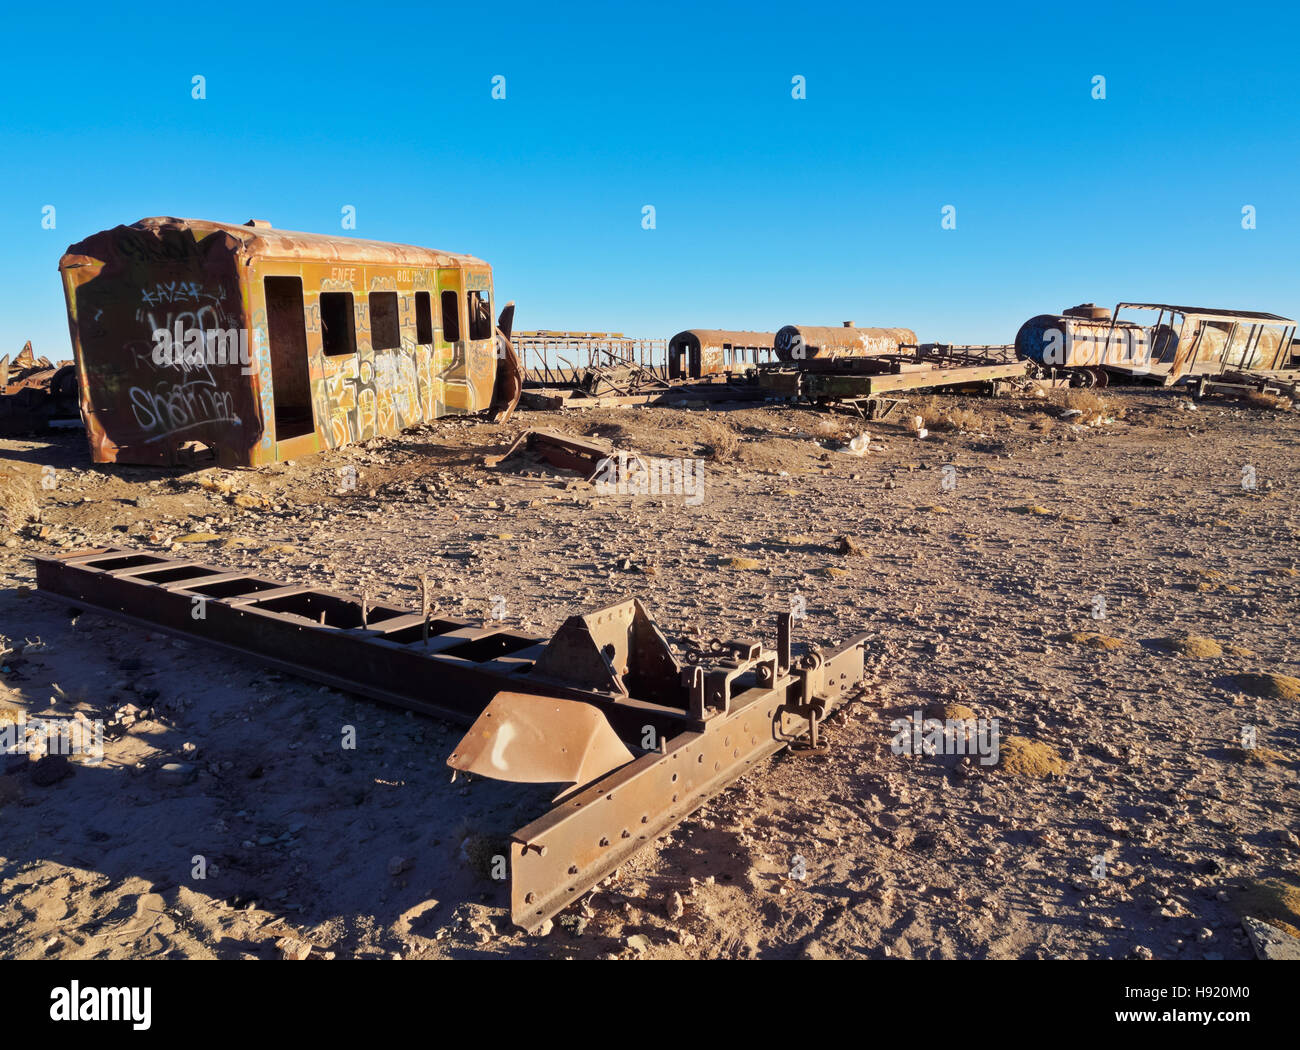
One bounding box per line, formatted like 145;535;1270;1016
0;471;37;531
1240;390;1289;410
911;397;944;429
1226;746;1291;768
696;418;739;462
925;702;978;722
1233;672;1300;702
911;397;989;433
997;736;1069;778
1155;635;1223;659
1232;879;1300;938
1062;390;1114;423
1061;630;1126;650
810;418;847;440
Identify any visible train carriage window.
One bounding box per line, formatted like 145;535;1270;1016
441;290;461;342
415;291;433;345
320;292;357;357
369;292;401;350
467;290;491;341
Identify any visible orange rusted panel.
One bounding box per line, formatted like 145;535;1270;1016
58;217;499;467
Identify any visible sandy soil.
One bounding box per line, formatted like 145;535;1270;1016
1;384;1297;959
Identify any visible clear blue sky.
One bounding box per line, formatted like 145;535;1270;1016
2;0;1296;357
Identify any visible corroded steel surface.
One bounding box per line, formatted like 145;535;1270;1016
448;691;634;787
1015;314;1155;370
58;217;500;467
1015;302;1297;382
1;342;78;433
774;324;918;362
35;547;867;932
667;329;776;379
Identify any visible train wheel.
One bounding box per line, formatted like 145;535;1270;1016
1068;369;1095;389
1091;368;1109;389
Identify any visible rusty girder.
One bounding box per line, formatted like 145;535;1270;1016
34;547;867;931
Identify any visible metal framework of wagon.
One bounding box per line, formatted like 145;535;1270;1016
514;331;668;385
35;547;866;931
1103;303;1297;384
756;355;1028;405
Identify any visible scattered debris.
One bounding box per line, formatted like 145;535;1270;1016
0;342;78;435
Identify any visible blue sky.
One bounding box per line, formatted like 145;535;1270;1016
2;0;1296;356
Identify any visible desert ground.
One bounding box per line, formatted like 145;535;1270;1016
1;384;1297;959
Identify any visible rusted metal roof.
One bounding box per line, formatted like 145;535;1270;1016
669;329;776;347
67;216;487;269
1116;303;1295;325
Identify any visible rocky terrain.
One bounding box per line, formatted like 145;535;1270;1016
1;384;1297;959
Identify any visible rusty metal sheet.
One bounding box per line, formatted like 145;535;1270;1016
1;342;79;434
448;691;634;786
484;428;641;482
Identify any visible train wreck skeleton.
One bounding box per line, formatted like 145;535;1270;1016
34;547;867;931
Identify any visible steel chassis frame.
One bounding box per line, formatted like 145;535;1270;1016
34;547;866;930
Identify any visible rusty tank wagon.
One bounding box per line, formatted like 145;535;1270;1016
773;322;918;363
57;217;521;467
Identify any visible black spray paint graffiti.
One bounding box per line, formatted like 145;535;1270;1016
129;304;245;440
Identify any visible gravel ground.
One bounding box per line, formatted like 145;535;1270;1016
1;383;1297;959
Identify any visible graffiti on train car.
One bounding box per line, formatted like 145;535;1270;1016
59;217;514;467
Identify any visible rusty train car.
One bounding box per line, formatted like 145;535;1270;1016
666;329;775;379
773;322;918;362
58;217;513;467
1015;302;1297;387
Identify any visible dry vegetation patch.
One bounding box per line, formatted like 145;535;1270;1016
1232;879;1300;938
0;471;37;532
1233;673;1300;702
1154;635;1224;659
997;736;1069;778
1061;631;1126;651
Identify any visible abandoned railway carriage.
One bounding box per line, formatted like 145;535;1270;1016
58;217;502;467
666;329;776;379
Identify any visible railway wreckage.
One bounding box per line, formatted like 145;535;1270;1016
1014;302;1297;389
0;342;78;434
57;217;523;467
35;547;867;931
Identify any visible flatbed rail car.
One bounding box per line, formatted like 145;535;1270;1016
58;217;512;467
667;329;776;379
1014;302;1297;388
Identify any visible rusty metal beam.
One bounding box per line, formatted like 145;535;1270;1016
511;639;863;930
34;547;868;931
